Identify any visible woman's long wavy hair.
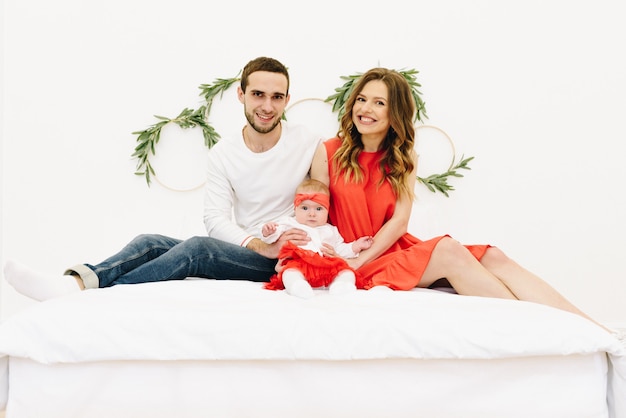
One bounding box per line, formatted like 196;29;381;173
332;68;416;200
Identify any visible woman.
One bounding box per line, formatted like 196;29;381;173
310;67;610;332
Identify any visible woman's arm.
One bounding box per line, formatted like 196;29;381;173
310;142;330;186
347;151;418;269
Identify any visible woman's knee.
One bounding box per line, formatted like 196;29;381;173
433;237;470;262
480;246;511;268
430;237;484;276
420;237;472;286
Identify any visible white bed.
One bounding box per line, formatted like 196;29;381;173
0;279;624;417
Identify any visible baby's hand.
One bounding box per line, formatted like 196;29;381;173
262;222;279;237
320;243;336;257
275;258;286;273
354;236;373;252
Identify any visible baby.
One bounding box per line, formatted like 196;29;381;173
262;179;372;298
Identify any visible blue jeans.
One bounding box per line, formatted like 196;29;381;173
67;234;277;288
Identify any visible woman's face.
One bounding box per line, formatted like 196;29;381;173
352;80;390;142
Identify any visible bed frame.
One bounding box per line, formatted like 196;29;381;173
1;279;624;417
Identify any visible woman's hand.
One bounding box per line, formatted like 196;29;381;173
346;257;364;270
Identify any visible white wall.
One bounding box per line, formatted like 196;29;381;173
2;0;625;326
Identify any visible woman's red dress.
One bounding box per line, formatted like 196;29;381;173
324;138;489;290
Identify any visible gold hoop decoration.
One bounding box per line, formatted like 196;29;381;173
285;97;328;111
149;122;208;193
131;67;473;196
285;98;339;140
131;106;220;187
153;176;206;193
132;75;239;187
415;125;473;197
416;124;457;166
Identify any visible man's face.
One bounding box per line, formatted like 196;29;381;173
238;71;290;134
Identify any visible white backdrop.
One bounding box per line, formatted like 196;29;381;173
2;0;625;327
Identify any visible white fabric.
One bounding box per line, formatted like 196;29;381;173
0;280;624;415
261;217;359;257
0;356;7;411
203;122;323;246
5;355;609;418
0;280;623;362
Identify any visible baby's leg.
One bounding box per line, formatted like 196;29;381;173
329;269;357;295
282;268;314;299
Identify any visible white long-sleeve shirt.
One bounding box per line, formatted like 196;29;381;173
203;122;323;247
261;216;359;259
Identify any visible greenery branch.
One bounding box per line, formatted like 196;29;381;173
198;73;240;115
324;68;427;123
325;68;471;196
417;155;474;197
132;67;472;196
132;107;219;186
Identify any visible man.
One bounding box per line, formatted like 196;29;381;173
5;57;323;300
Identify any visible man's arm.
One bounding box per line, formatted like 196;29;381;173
203;147;251;246
246;227;310;259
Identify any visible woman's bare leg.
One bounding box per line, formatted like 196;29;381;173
418;237;517;299
479;247;610;331
419;238;609;332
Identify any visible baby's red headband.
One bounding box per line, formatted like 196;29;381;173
294;193;330;210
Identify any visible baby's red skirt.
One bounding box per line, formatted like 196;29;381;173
264;242;365;290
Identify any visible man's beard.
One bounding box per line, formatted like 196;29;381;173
244;110;281;134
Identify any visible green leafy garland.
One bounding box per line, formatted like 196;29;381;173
418;154;474;197
324;69;472;197
132;68;473;195
131;107;219;185
325;68;428;123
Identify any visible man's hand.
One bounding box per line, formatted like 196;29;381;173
247;228;310;259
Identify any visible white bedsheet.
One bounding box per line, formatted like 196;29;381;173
0;279;624;414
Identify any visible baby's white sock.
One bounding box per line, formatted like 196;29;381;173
282;269;314;299
4;260;81;301
329;270;357;296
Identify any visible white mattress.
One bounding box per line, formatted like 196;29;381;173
6;354;609;418
0;279;624;416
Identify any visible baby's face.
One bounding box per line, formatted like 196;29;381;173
294;199;329;227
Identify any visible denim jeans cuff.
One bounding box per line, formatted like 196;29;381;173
64;264;99;289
